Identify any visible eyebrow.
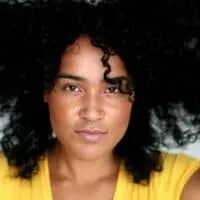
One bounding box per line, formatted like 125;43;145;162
56;72;129;83
56;73;86;81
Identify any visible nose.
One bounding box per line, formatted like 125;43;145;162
79;91;105;122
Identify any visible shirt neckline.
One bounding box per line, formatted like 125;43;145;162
43;154;126;200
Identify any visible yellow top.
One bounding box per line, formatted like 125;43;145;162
0;152;199;200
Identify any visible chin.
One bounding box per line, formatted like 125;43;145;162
75;147;109;161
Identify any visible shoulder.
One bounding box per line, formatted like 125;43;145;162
0;151;10;177
161;151;200;170
0;151;48;199
158;152;200;200
115;152;200;200
0;151;18;185
0;151;48;180
180;166;200;200
0;151;15;197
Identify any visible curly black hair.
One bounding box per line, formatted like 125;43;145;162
0;0;200;184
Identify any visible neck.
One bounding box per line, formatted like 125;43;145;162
48;142;120;185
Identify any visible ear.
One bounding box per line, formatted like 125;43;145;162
130;90;135;102
43;92;49;103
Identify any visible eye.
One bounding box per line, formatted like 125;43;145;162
63;83;82;93
104;86;120;94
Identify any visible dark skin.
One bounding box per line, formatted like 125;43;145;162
44;35;200;200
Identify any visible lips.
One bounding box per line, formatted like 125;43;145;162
75;129;107;142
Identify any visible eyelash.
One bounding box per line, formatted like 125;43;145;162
63;83;82;93
62;83;121;94
104;86;121;94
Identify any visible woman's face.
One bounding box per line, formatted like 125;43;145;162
45;36;133;160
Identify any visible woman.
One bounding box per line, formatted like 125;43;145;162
0;0;200;199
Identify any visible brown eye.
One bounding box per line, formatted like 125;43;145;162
63;83;82;93
104;86;120;94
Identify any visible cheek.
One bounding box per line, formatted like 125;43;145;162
103;102;132;149
109;102;132;132
48;95;78;127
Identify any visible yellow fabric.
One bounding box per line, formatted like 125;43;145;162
0;152;199;200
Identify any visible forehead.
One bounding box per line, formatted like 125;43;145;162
58;36;128;80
